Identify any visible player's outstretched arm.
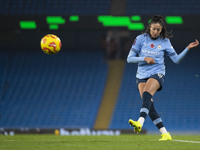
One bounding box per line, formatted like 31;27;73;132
187;39;199;50
170;39;199;64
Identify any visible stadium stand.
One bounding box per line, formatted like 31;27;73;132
126;0;200;15
1;50;200;132
1;0;200;15
0;51;108;128
0;0;111;15
1;0;200;134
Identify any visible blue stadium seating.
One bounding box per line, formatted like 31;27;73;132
0;0;111;15
110;51;200;132
126;0;200;15
1;49;200;133
0;51;108;128
1;0;200;15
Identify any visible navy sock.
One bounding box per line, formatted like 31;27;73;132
149;102;164;129
139;91;152;119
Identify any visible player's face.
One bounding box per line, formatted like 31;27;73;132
150;23;163;38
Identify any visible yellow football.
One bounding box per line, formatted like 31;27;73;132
40;34;61;54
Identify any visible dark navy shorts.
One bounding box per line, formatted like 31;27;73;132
136;73;165;91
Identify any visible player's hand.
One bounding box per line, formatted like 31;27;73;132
187;39;199;50
144;57;155;64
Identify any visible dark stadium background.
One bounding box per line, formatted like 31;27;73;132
0;0;200;135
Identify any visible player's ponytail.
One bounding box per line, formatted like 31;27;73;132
151;15;164;22
145;15;173;39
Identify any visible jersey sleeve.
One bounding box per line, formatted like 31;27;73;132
130;34;144;54
169;47;189;64
127;50;145;63
165;39;189;64
165;39;177;57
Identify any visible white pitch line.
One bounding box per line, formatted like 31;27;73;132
173;140;200;144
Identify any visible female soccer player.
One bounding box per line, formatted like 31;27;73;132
127;15;199;141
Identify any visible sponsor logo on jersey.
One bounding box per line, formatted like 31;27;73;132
142;50;160;55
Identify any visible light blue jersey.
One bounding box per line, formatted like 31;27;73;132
127;33;189;79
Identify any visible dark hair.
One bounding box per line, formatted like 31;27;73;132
144;15;172;39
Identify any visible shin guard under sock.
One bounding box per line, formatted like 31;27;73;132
139;91;152;119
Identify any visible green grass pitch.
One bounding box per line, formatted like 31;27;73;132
1;134;200;150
